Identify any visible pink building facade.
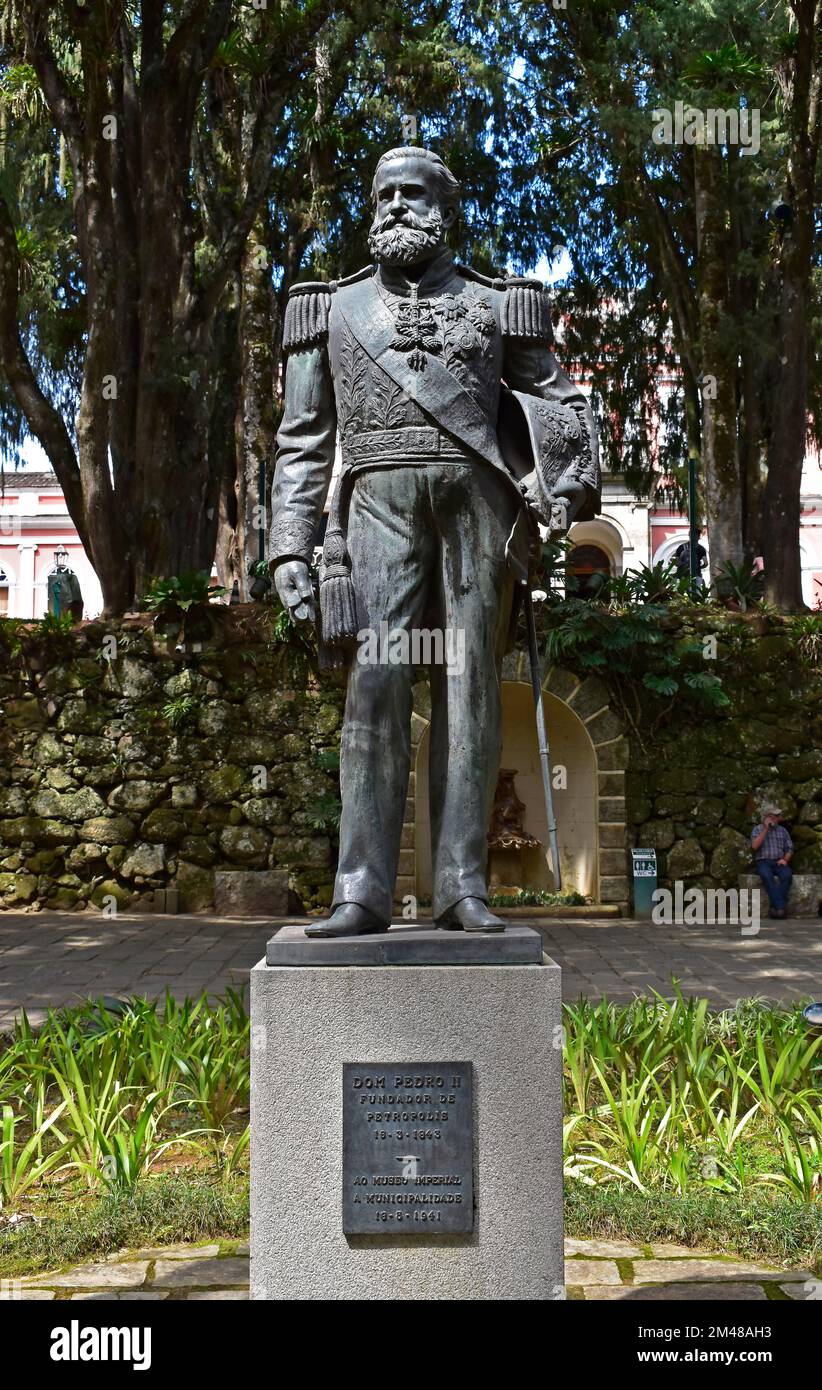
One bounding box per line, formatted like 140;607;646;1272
0;472;103;619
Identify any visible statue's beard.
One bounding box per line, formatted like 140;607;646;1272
368;206;445;265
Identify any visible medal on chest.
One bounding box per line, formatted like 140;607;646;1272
381;284;496;373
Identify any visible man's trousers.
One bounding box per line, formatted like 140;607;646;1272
332;462;519;922
755;859;793;914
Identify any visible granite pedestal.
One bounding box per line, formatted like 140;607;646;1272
250;924;563;1301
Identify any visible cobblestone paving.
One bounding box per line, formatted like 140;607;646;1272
11;1239;815;1301
0;912;819;1028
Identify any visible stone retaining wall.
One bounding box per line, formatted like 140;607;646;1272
1;609;820;913
0;613;345;913
622;621;822;891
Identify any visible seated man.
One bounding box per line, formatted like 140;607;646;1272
751;804;793;919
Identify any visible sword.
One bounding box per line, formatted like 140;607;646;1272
523;582;562;893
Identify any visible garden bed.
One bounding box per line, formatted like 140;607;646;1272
1;987;819;1278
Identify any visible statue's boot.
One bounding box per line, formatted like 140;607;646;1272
304;902;389;939
436;896;505;933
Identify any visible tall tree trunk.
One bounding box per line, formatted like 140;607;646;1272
230;214;276;598
108;22;141;572
75;41;130;614
694;138;743;583
762;0;822;610
212;288;242;593
133;87;208;592
762;249;811;608
728;146;764;561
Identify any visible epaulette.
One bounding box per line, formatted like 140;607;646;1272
454;262;507;291
282;280;331;352
501;275;553;342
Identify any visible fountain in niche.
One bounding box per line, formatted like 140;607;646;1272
486;768;543;894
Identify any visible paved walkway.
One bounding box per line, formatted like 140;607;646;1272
10;1238;814;1301
0;912;820;1028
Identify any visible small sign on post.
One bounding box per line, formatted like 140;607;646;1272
631;847;658;921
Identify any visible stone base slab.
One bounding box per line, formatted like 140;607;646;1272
250;953;563;1300
265;921;543;966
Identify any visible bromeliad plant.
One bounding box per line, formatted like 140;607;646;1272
140;570;225;618
563;990;822;1202
162;694;198;730
715;560;765;611
623;562;692;605
140;571;226;647
791;614;822;667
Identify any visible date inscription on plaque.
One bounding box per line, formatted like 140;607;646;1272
342;1062;474;1235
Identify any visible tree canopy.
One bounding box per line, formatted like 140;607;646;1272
1;0;820;610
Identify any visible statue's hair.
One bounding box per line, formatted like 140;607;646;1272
371;146;461;213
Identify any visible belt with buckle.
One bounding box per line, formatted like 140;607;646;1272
342;427;475;465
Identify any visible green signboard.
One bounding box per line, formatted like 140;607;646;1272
631;847;658;919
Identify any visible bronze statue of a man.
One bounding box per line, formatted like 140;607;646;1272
270;145;599;938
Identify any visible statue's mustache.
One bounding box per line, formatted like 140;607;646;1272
368;207;444;264
374;207;430;230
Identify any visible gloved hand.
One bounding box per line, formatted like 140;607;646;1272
273;560;315;623
548;472;588;527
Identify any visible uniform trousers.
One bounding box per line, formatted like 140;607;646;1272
332;461;519;921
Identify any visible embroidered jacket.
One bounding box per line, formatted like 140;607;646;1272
269;247;599;566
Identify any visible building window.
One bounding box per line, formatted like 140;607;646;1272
0;567;8;616
567;544;611;600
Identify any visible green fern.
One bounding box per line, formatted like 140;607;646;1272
162;695;198;729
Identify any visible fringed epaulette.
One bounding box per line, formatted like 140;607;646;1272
454;262;507;291
501;276;553;342
282;281;331;352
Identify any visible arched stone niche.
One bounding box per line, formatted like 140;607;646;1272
395;664;629;912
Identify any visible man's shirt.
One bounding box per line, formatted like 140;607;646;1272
674;542;707;575
751;823;793;862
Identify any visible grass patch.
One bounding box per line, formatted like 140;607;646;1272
0;1173;248;1278
4;1174;818;1280
565;1182;822;1271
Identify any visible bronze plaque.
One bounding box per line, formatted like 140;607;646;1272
342;1062;474;1235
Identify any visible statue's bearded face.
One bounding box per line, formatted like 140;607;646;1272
369;157;454;267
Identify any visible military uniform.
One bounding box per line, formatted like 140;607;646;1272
270;246;599;922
